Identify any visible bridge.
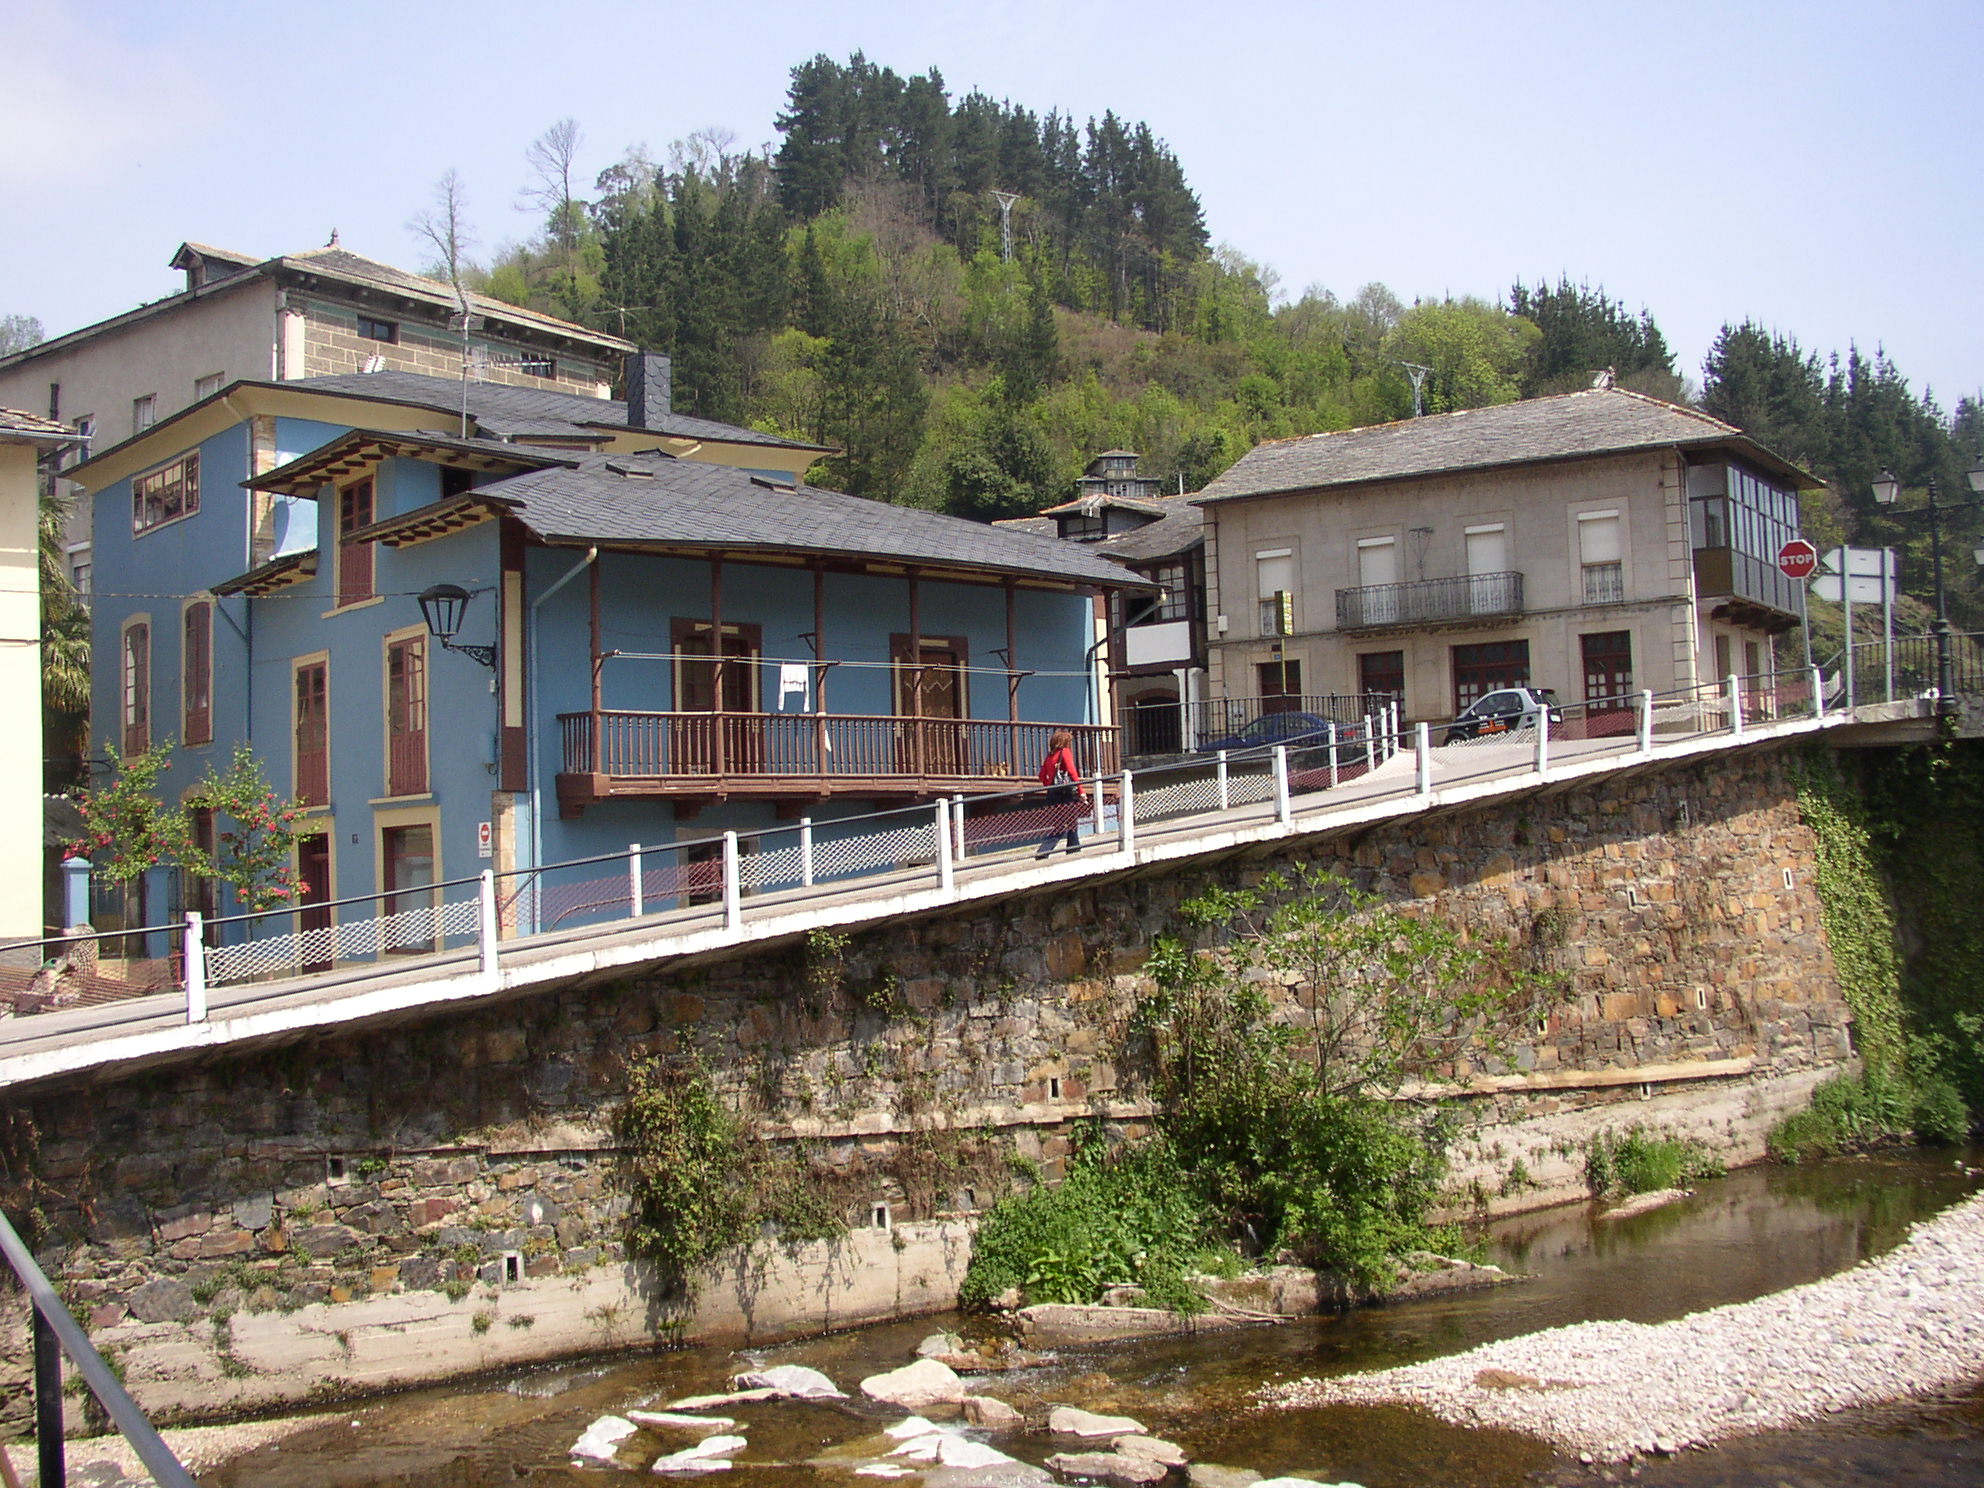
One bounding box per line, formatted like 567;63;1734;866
0;661;1962;1095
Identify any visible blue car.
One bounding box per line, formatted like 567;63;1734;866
1197;712;1369;761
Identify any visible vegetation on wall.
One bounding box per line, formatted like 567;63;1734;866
1776;745;1980;1159
959;869;1554;1307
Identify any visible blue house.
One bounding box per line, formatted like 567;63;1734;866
72;357;1138;941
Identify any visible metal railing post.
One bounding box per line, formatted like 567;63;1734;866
1638;689;1654;754
1727;674;1743;737
935;798;954;893
627;844;644;919
1273;745;1292;824
35;1303;63;1488
1415;722;1432;796
1534;710;1550;774
721;831;741;932
1119;770;1137;855
952;797;966;866
478;871;498;981
1327;723;1340;789
182;913;206;1024
1390;703;1402;761
1216;750;1230;811
800;816;815;887
1811;664;1826;719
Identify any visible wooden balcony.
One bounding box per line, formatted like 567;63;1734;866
556;711;1118;816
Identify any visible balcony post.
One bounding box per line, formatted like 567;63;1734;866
1119;770;1136;856
627;843;643;918
935;798;953;893
800;817;815;887
952;797;967;867
1638;689;1654;754
182;912;206;1023
721;831;741;932
1534;709;1550;774
1273;745;1292;824
1415;722;1432;797
1216;750;1230;811
1726;673;1743;737
478;870;499;981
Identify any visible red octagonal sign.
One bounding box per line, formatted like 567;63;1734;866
1778;539;1819;580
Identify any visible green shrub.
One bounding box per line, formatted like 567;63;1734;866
1767;1066;1968;1162
1585;1126;1724;1196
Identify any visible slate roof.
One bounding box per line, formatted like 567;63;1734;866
0;409;82;444
464;450;1147;588
296;370;827;452
1096;500;1202;563
1195;388;1818;504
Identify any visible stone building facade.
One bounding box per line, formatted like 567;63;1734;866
0;741;1850;1420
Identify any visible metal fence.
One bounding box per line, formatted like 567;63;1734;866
0;667;1835;1036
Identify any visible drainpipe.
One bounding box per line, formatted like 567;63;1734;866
526;548;599;904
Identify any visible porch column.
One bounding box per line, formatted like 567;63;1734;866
588;556;604;774
908;569;924;777
1005;579;1019;774
813;565;829;782
711;556;726;776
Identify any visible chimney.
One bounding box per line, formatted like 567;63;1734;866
625;352;672;428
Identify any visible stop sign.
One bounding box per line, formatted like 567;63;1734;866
1777;539;1819;580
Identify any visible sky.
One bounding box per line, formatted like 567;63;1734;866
5;0;1980;412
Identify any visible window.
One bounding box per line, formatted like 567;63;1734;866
1124;561;1188;626
133;452;199;533
1057;512;1105;542
1352;536;1398;625
68;416;94;468
1258;657;1301;712
1359;650;1405;704
357;315;398;343
1451;640;1531;713
66;542;91;597
121;621;151;756
381;824;437;953
1464;523;1508;615
515;352;555;378
295;660;329;807
440;466;475;499
1256;548;1293;636
1581;631;1634;705
1579;511;1624;604
336;479;375;605
182;601;213;745
386;635;429;796
132;394;156;435
193;372;224;401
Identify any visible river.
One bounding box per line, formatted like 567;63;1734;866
194;1147;1984;1488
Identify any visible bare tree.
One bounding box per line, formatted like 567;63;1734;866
520;118;583;250
0;314;44;358
409;169;476;304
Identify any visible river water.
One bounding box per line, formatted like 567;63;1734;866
202;1148;1984;1488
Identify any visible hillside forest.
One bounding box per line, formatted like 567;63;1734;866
454;54;1979;628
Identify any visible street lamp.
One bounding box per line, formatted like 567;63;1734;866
1870;464;1984;711
417;583;497;668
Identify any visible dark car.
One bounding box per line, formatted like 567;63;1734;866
1197;711;1369;760
1443;687;1562;744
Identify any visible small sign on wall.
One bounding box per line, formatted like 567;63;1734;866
477;822;493;859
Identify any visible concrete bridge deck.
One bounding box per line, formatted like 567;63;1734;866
0;697;1923;1095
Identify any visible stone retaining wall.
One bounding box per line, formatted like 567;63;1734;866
0;744;1852;1421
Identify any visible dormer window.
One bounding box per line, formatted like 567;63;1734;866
1057;512;1105;542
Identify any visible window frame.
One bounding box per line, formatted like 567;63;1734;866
356;315;399;344
335;477;376;607
181;598;214;746
383;627;430;798
120;616;152;757
293;654;330;808
132;451;201;534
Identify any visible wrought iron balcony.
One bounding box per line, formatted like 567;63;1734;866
556;710;1118;813
1334;571;1525;630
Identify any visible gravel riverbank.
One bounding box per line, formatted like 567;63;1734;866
1265;1190;1984;1462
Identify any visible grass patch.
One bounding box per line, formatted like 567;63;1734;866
1585;1126;1724;1197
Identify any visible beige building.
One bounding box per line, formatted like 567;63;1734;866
1193;388;1815;722
0;240;633;590
0;411;81;943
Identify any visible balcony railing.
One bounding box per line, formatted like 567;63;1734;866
559;711;1118;803
1335;571;1524;630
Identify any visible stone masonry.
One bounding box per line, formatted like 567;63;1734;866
0;743;1851;1420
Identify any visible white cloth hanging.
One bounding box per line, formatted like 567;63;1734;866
778;663;810;711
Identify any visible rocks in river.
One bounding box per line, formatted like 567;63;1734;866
1187;1468;1263;1488
963;1394;1024;1428
860;1357;965;1407
628;1411;736;1432
1113;1434;1188;1466
568;1415;638;1462
651;1433;746;1473
1048;1405;1147;1438
667;1387;777;1410
916;1331;964;1357
1046;1449;1171;1485
730;1364;845;1399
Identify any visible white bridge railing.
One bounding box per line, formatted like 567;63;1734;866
3;668;1838;1040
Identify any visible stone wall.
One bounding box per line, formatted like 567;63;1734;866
0;743;1852;1421
300;298;614;396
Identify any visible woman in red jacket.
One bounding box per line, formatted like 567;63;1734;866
1034;729;1088;857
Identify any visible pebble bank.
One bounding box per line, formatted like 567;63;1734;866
1266;1190;1984;1460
